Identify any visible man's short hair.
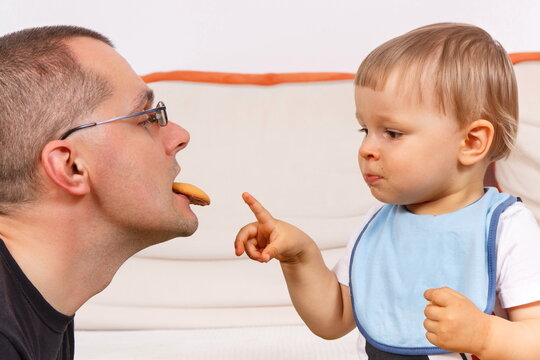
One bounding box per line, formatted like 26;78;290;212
0;25;113;215
355;22;518;162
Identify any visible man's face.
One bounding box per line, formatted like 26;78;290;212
354;74;465;213
67;37;198;243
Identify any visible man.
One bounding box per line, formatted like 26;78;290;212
0;26;198;359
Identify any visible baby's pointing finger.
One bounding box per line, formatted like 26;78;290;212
242;192;275;225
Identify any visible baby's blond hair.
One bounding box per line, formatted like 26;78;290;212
355;23;518;161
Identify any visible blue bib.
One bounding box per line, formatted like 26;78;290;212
349;188;517;355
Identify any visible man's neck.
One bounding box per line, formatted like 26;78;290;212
0;203;137;315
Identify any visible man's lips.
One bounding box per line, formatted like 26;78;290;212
364;174;383;184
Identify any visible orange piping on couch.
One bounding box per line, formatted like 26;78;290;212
141;70;355;86
510;52;540;65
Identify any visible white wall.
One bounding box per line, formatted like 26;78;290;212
1;0;539;76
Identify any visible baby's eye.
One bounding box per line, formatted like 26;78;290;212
385;129;403;139
358;127;368;135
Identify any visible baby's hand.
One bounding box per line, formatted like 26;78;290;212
423;287;491;354
234;192;312;263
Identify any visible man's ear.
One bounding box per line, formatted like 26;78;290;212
458;119;495;166
41;141;90;196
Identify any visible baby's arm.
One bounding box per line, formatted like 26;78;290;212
424;287;540;359
234;192;356;339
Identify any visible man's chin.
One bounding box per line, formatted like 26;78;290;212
175;224;198;237
172;216;199;237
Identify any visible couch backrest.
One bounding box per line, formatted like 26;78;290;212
76;72;381;329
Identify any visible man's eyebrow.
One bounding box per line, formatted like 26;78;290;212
146;89;155;105
130;88;155;113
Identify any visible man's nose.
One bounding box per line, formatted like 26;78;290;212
163;121;190;156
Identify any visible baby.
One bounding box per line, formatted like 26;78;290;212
235;23;540;360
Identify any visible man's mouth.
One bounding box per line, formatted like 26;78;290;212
172;182;211;206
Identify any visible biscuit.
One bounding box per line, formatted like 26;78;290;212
172;182;211;206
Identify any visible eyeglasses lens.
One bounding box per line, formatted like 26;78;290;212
156;101;168;126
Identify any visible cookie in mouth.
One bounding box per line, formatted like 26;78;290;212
172;182;211;206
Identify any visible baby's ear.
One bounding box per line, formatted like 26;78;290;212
40;140;91;196
458;119;494;166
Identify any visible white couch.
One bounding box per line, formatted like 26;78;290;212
496;53;540;218
74;54;540;359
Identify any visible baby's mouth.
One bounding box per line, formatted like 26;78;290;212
364;174;383;184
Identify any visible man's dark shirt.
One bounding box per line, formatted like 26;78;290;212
0;239;74;359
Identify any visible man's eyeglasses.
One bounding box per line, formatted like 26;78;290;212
58;101;168;140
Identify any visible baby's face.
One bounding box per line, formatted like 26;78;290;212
354;78;466;214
